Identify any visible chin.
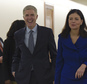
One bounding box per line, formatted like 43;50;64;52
71;28;78;30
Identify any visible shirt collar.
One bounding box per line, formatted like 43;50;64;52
26;24;37;33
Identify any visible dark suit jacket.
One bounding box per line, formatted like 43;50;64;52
12;24;57;84
55;34;87;84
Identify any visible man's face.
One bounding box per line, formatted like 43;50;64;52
23;9;38;29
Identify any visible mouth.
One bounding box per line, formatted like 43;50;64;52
71;24;76;26
28;20;33;23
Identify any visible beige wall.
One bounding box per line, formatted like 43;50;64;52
0;0;87;46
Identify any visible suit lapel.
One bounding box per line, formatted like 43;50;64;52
22;26;42;54
18;27;32;53
33;25;41;54
19;28;25;43
75;36;87;49
62;34;77;50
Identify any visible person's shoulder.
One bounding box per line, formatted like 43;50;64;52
14;27;25;40
38;25;52;31
40;26;52;30
14;27;25;38
4;37;13;44
15;27;25;34
0;37;3;42
39;26;53;34
4;38;10;46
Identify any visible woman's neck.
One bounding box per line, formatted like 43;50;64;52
70;30;79;36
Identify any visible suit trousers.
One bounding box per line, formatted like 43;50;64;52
29;70;38;84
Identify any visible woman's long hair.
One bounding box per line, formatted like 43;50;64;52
61;9;87;38
7;20;25;38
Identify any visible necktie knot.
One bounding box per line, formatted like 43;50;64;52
30;30;33;33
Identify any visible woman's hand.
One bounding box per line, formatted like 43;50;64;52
75;64;86;79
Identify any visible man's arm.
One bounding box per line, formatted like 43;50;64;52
48;29;57;67
12;34;21;74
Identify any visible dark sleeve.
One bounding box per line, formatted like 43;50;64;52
48;29;57;81
12;35;21;72
3;39;11;80
55;35;64;84
48;29;57;68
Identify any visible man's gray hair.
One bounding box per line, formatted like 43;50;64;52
23;5;37;15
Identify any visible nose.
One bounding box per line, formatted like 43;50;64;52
26;15;32;19
72;19;75;22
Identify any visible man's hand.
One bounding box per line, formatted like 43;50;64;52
12;72;15;77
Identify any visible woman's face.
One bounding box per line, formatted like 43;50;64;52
68;13;83;30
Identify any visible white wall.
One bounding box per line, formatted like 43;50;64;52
0;0;44;39
0;0;87;47
44;0;87;46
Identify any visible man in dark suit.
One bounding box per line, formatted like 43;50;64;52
12;5;57;84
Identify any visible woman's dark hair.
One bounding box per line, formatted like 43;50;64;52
61;9;87;38
7;20;25;37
